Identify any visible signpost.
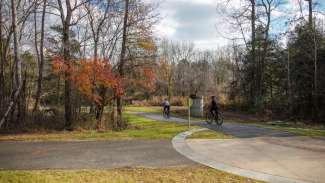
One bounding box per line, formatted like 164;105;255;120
188;97;192;129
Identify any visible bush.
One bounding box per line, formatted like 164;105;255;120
131;96;187;106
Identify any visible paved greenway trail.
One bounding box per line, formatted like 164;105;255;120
138;112;293;138
139;113;325;183
1;112;324;183
0;140;195;170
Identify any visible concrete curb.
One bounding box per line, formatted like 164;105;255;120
172;128;310;183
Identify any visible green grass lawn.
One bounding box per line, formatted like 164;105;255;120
0;166;263;183
127;106;325;138
263;125;325;137
0;113;220;141
125;106;325;138
221;120;325;137
126;106;162;113
125;106;206;121
188;129;233;139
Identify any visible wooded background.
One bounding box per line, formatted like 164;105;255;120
0;0;324;132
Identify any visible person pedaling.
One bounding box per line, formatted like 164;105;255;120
162;98;170;118
210;96;219;120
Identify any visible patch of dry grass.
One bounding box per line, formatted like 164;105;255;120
0;166;262;183
188;129;233;139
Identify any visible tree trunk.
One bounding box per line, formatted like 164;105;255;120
116;0;129;130
167;70;173;100
20;71;27;123
11;0;23;123
250;0;256;106
0;0;25;126
308;0;313;29
0;84;23;128
259;0;272;106
33;0;47;112
63;36;72;129
306;0;318;119
58;0;73;129
94;38;98;60
91;38;98;117
313;23;318;119
0;0;3;113
95;88;107;129
287;48;293;116
62;30;72;128
11;0;21;94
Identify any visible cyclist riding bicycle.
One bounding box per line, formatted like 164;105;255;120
162;98;170;117
209;96;219;120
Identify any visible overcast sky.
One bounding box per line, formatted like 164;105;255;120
150;0;325;50
152;0;223;50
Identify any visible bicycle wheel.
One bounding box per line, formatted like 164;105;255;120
163;109;169;119
166;110;170;119
162;109;166;118
206;112;213;125
215;112;224;126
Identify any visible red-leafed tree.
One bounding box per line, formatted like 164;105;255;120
125;66;157;95
52;57;123;129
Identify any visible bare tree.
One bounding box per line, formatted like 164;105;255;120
84;0;112;60
250;0;256;104
116;0;129;129
33;0;47;112
55;0;89;129
306;0;313;28
0;0;3;112
0;0;23;127
84;0;120;128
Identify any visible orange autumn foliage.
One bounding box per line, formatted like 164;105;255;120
52;57;123;104
123;66;157;94
142;66;156;91
138;40;156;51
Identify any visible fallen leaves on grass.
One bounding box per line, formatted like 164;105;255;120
0;166;263;183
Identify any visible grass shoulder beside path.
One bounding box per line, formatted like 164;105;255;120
125;106;206;121
127;106;325;137
263;124;325;137
126;106;162;113
0;114;190;141
3;106;323;141
0;166;263;183
188;129;234;139
0;112;230;141
126;106;231;139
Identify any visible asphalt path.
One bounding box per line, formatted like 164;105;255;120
138;112;293;138
0;140;196;170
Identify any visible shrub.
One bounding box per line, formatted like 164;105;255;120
131;96;188;106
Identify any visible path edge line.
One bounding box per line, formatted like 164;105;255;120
172;128;310;183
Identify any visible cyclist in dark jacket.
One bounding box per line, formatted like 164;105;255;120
210;96;219;118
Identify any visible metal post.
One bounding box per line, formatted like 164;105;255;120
188;97;191;129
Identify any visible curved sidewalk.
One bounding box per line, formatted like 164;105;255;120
172;128;325;183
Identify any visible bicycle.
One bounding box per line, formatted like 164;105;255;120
206;110;223;127
163;107;170;119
